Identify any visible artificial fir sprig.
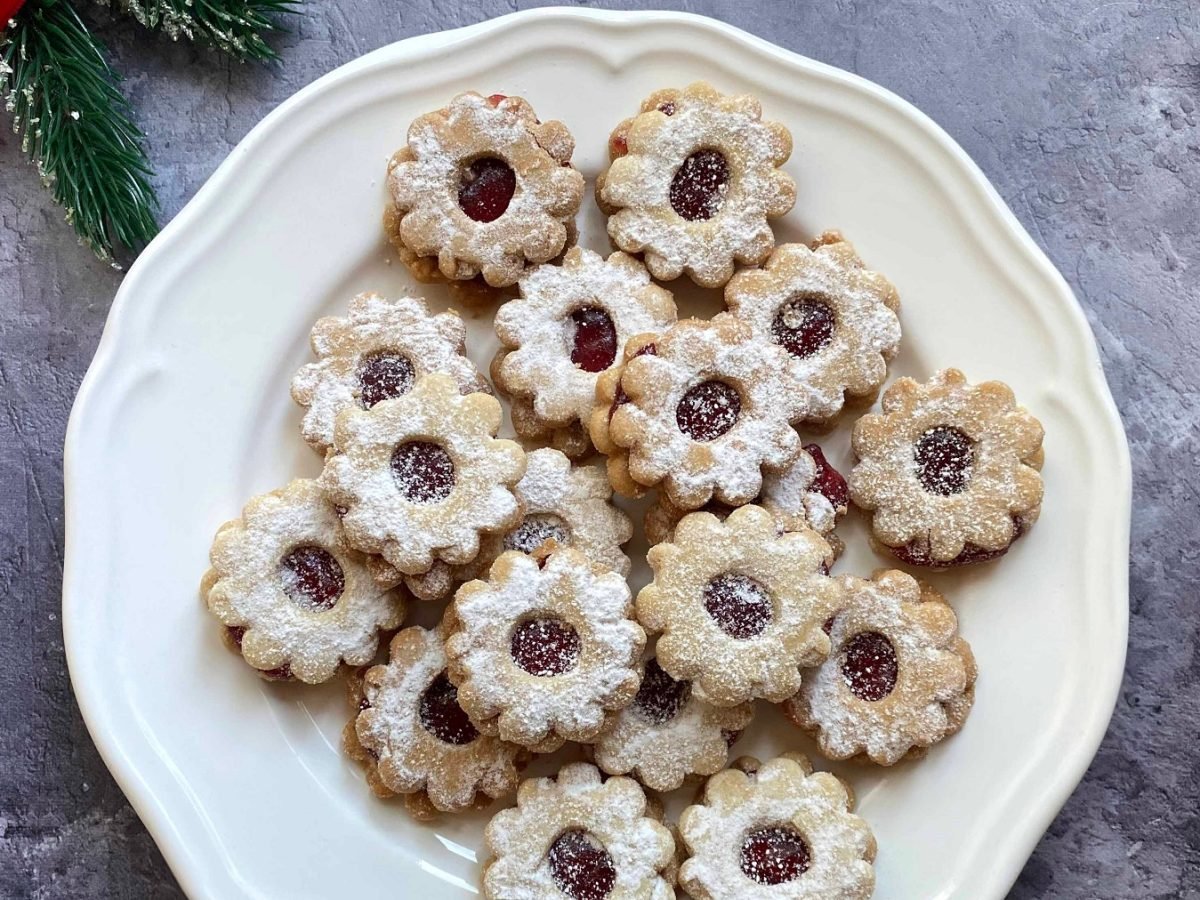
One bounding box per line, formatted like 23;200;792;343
104;0;299;62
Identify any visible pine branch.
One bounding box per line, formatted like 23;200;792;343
105;0;299;62
1;0;158;261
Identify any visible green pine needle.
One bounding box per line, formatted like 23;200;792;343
105;0;300;61
1;0;158;261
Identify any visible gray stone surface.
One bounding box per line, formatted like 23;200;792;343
0;0;1196;896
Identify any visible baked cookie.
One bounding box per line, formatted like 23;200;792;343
345;624;527;817
508;393;593;461
679;754;876;899
782;570;976;765
643;442;849;556
290;292;490;455
607;314;805;509
398;448;632;602
319;373;526;575
636;504;840;707
202;478;405;683
446;547;645;751
483;762;676;900
598;82;795;288
592;657;754;792
587;332;660;497
725;232;902;427
850;368;1044;567
384;91;584;298
493;247;677;451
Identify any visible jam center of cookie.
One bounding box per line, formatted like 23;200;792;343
279;545;344;610
510;617;581;676
569;307;618;373
841;631;899;701
505;514;571;555
771;296;836;359
676;380;741;442
740;826;811;885
358;351;416;408
458;156;516;223
634;658;691;724
418;671;479;746
548;829;617;900
703;574;772;639
803;443;850;509
914;425;974;495
670;149;731;221
391;441;455;503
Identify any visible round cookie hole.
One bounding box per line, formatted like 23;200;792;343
279;545;344;611
633;658;691;725
391;440;455;503
740;825;811;885
914;425;974;495
771;295;836;359
418;671;479;746
504;514;571;555
670;148;731;221
510;617;581;676
841;631;899;701
458;156;516;223
569;306;618;373
548;829;617;900
357;351;415;408
703;573;772;639
676;380;741;442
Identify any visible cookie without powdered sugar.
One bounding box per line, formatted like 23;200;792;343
587;331;660;498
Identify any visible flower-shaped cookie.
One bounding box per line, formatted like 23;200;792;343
592;657;753;792
637;505;840;707
494;247;677;433
599;82;795;288
483;762;676;900
643;442;849;553
725;232;902;425
346;624;526;817
588;332;659;498
447;547;645;751
290;292;490;455
386;92;584;288
319;373;526;575
608;314;805;510
679;754;876;899
782;570;976;765
402;448;633;602
850;368;1045;567
202;479;406;683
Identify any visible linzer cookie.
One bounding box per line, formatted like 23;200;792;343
725;232;902;426
483;762;676;900
598;82;796;288
607;314;805;510
587;332;659;498
493;247;677;453
345;624;526;818
643;442;849;556
446;547;645;751
679;754;876;899
592;657;753;792
290;292;490;455
202;478;405;684
319;373;526;575
400;448;632;602
782;570;976;765
850;368;1044;567
636;505;840;707
385;91;584;297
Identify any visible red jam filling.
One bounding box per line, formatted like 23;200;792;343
841;631;899;701
740;826;811;885
657;101;676;115
569;307;618;373
358;351;415;408
548;830;617;900
914;425;974;495
669;149;730;221
458;157;516;223
703;574;772;639
771;296;836;359
418;671;479;746
391;440;455;503
676;380;741;442
633;658;690;724
510;618;581;676
803;443;850;510
486;93;507;106
504;514;571;555
280;545;344;610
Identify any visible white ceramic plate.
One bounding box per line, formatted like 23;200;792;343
63;8;1130;899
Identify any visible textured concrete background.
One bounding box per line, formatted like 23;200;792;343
1;1;1196;897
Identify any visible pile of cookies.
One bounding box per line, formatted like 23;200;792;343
202;84;1045;899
